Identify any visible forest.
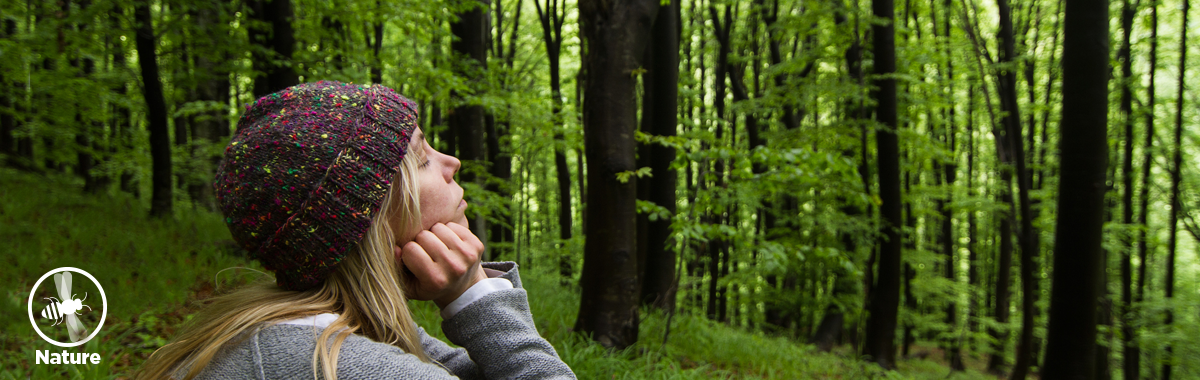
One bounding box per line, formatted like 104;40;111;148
0;0;1197;378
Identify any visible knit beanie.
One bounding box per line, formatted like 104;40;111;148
214;81;419;291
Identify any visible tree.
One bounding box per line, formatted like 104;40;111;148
450;0;490;248
1041;0;1109;377
863;0;901;369
248;0;298;98
1;19;16;166
1118;0;1140;378
638;0;680;311
133;0;172;218
574;0;659;349
994;0;1042;377
487;0;518;258
189;1;232;211
534;0;574;282
1162;1;1188;378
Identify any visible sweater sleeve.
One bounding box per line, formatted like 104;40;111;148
419;327;483;379
440;262;576;380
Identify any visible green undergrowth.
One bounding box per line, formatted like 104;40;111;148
0;168;995;379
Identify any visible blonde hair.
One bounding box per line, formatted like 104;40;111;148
138;149;426;380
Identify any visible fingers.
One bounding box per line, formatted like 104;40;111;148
445;222;484;253
400;241;446;290
429;223;477;275
414;227;451;261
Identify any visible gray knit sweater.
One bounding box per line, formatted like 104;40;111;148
190;262;575;379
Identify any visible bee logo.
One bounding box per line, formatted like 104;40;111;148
41;272;93;341
27;267;108;348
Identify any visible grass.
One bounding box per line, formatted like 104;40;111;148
0;168;999;379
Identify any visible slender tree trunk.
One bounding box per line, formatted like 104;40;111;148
1118;0;1140;378
0;19;13;162
487;0;519;261
764;0;799;130
173;37;194;204
1162;2;1187;378
983;1;1024;369
108;8;135;195
988;167;1014;374
1041;0;1109;377
707;3;734;324
1137;0;1157;311
134;0;172;218
967;84;979;353
863;0;901;369
535;0;574;281
370;0;383;84
574;0;659;350
996;0;1039;377
70;0;100;193
902;172;916;358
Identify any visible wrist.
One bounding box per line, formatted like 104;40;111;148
438;275;515;319
434;269;489;309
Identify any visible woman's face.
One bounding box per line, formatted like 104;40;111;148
395;127;467;243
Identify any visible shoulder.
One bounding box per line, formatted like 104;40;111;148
197;324;452;379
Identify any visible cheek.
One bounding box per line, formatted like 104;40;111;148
418;188;445;226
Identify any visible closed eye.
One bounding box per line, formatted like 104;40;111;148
419;160;430;169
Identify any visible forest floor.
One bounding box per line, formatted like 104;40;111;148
0;168;1006;379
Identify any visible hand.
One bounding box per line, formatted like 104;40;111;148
396;222;489;309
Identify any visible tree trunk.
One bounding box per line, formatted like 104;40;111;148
248;0;297;98
638;0;679;311
994;0;1040;378
902;172;916;358
369;0;384;84
6;7;32;169
988;168;1014;374
109;8;135;196
1162;1;1187;378
134;0;173;218
707;3;733;325
451;0;491;249
1;19;16;165
1041;0;1109;377
574;0;658;350
1137;0;1157;311
487;0;519;261
985;0;1021;366
863;0;901;369
535;0;572;280
965;84;980;355
1118;0;1139;378
189;1;231;211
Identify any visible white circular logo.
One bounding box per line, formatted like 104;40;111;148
27;267;108;348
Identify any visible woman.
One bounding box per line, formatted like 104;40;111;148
138;81;575;379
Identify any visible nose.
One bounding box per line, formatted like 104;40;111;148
442;151;461;181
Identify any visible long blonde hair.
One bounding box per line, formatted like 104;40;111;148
138;150;427;380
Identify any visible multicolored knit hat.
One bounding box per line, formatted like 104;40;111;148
214;81;419;291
